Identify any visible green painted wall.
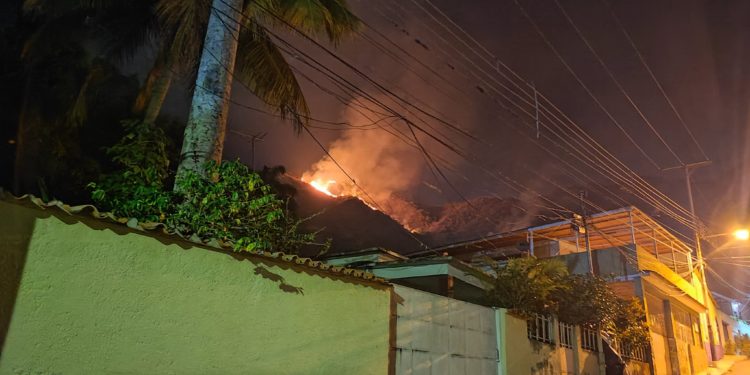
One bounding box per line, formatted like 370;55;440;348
0;202;392;375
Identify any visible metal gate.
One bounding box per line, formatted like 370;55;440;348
394;285;498;375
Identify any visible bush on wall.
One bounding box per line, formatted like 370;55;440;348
89;120;322;253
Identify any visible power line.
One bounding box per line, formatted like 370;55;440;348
552;0;684;166
600;0;710;162
207;2;581;251
382;0;699;230
511;0;662;170
213;0;704;247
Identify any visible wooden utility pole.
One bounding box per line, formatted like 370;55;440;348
579;190;594;274
664;160;715;360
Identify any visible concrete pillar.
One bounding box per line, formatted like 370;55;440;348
663;300;679;375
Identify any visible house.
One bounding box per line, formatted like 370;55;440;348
325;248;491;305
324;249;611;374
712;291;750;354
430;206;714;375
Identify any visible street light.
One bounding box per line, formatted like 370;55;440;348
734;229;750;241
703;229;750;241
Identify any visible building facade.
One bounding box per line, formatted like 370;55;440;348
435;207;714;374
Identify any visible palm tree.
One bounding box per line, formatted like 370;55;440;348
17;0;359;186
173;0;359;185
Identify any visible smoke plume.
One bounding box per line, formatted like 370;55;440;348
301;106;432;229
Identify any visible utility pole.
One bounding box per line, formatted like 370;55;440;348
664;160;714;360
579;190;594;274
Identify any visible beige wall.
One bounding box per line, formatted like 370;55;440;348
644;285;709;375
498;309;604;375
0;202;392;375
501;310;560;374
718;310;738;354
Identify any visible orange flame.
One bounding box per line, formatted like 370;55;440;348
306;178;338;197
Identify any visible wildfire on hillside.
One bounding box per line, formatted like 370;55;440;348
306;178;337;197
300;171;436;234
300;174;380;212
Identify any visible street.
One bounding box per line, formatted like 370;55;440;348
728;358;750;374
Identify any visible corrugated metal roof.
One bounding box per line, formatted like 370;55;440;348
2;192;389;286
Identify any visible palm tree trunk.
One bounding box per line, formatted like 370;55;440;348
142;68;172;124
132;48;174;125
174;0;242;188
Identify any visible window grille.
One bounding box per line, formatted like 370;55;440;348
527;314;554;344
581;327;599;351
613;340;647;362
559;322;574;349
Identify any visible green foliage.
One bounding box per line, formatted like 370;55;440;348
487;257;570;317
89;119;172;222
486;257;650;348
169;161;317;252
609;298;650;347
554;274;649;347
554;274;619;328
89;122;318;253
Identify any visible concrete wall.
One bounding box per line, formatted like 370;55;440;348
497;309;604;375
0;201;392;375
644;287;709;375
500;310;559;375
577;333;603;375
624;361;650;375
393;285;497;374
718;310;739;354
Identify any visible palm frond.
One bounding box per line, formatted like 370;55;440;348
248;0;359;44
234;23;309;131
155;0;211;74
315;0;359;43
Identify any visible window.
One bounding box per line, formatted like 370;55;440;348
559;322;574;349
581;327;598;351
527;314;554;344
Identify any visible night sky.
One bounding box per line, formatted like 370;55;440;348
4;1;750;295
218;0;750;295
224;0;749;224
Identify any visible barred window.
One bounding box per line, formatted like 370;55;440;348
581;327;598;351
527;314;554;344
559;322;574;349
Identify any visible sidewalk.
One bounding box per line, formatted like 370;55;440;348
698;355;748;375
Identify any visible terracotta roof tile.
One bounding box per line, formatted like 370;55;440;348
2;192;388;286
